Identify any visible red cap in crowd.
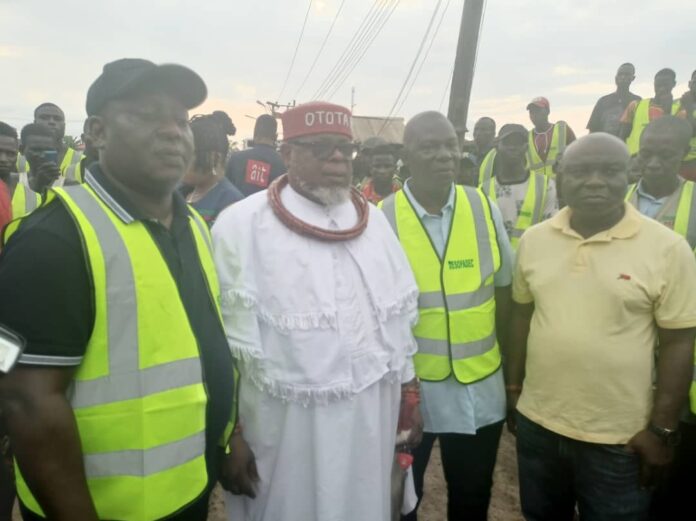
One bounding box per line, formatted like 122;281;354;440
281;101;353;141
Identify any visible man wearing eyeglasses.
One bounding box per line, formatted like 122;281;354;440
213;101;422;521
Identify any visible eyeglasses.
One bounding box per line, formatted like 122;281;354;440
291;140;358;160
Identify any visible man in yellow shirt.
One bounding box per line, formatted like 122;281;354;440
506;133;696;521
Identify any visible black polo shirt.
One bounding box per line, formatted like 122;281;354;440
0;164;234;520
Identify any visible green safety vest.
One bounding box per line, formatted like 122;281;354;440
7;177;224;520
64;156;87;183
527;122;568;178
380;186;502;383
480;169;548;251
678;105;696;163
476;148;497;186
10;174;40;218
15;147;84;177
626;99;680;156
626;180;696;414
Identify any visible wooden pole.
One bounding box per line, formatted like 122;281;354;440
447;0;485;144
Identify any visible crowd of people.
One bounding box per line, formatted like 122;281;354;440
0;56;694;521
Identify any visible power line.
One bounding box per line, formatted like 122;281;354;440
277;0;314;101
311;0;385;99
320;0;391;99
394;0;452;115
439;68;453;111
379;0;444;134
326;0;401;101
293;0;348;100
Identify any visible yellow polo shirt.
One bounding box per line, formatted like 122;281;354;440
513;203;696;444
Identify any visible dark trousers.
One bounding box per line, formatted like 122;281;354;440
20;490;210;520
516;412;651;521
649;420;696;520
403;420;504;521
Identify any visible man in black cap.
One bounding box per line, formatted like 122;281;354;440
0;59;237;521
479;124;558;251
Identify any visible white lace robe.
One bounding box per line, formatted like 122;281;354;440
212;186;418;521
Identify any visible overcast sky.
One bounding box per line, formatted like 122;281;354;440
1;0;694;142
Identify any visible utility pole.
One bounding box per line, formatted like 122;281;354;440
447;0;485;144
351;86;356;114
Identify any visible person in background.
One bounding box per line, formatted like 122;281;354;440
63;120;99;183
0;123;18;229
507;133;696;521
622;116;696;521
360;139;402;204
457;153;478;186
14;124;57;216
226;114;285;196
472;117;496;165
677;69;696;181
181;113;243;226
479;124;557;251
587;63;641;136
526;97;576;177
16;103;83;181
379;111;514;521
620;68;686;155
0;58;237;521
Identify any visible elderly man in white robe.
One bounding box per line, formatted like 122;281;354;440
213;101;423;521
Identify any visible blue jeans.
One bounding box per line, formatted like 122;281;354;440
516;412;651;521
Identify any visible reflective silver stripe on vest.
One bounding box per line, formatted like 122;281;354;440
25;189;37;213
189;209;212;252
416;331;496;360
70;357;203;408
64;161;80;182
84;430;206;478
462;187;495;284
531;173;546;224
418;285;495;310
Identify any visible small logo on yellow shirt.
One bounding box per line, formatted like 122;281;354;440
618;273;632;281
448;259;475;270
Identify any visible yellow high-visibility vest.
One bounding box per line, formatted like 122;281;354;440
380;186;502;383
480;171;548;251
677;105;696;163
7;177;223;520
476;148;496;186
527;122;568;178
626;99;680;156
10;174;40;218
626;180;696;414
15;148;84;176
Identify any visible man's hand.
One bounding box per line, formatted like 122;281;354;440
405;405;423;449
505;390;521;435
31;162;60;192
626;429;674;488
220;434;260;498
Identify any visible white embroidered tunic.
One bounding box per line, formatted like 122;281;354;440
212;185;418;521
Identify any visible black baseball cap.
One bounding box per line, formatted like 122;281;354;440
86;58;207;116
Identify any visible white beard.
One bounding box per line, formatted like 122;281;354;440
297;181;351;206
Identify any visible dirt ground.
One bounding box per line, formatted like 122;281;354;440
205;430;523;521
10;431;522;520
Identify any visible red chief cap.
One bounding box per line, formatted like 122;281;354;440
281;101;353;141
526;97;550;111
